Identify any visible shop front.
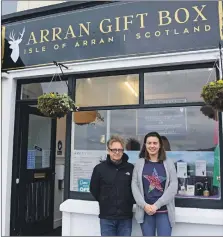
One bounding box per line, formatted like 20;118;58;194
2;1;223;236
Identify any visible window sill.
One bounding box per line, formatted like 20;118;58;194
60;199;223;226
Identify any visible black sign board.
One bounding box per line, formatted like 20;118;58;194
137;99;187;136
2;1;223;70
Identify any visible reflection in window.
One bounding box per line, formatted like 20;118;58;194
144;68;215;103
70;106;221;201
27;114;51;169
21;81;68;99
75;74;139;107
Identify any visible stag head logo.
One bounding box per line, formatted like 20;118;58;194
8;27;25;63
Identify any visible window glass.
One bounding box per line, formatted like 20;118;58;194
21;81;68;99
75;74;139;107
27;114;52;169
70;106;221;201
144;68;215;103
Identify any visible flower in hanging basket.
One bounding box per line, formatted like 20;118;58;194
201;79;223;111
211;89;223;112
37;92;78;118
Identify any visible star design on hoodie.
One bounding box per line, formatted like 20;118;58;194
143;168;166;193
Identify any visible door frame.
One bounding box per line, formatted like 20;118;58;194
10;102;57;235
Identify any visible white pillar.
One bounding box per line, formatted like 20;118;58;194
2;73;17;235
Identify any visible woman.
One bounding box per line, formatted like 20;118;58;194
131;132;178;236
161;135;171;151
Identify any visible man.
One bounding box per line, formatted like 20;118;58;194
90;135;135;236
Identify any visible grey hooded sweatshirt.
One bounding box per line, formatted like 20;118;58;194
131;158;178;227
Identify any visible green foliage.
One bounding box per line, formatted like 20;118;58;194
37;92;77;118
201;80;223;111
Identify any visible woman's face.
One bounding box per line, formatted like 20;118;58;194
145;136;160;156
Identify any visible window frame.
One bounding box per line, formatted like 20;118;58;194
68;62;223;209
15;62;223;209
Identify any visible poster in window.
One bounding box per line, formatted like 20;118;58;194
195;160;207;177
42;149;51;168
78;179;90;192
177;162;188;178
27;150;36;169
70;150;107;192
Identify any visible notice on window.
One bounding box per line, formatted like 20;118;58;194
42;149;51;168
177;162;187;178
195;160;206;177
27;150;36;169
78;178;91;192
70;150;107;192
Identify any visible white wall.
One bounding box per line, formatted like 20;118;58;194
54;116;66;228
54;158;64;228
2;73;17;236
17;1;65;12
60;200;223;236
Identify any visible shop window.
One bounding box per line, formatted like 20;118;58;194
75;74;139;107
70;106;221;202
21;81;68;99
144;68;215;103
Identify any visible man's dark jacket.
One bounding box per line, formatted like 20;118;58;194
90;153;135;220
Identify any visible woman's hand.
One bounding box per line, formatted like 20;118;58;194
150;204;158;213
144;204;156;215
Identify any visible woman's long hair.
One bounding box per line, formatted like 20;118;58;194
161;136;171;151
139;132;166;161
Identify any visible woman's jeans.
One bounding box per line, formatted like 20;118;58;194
100;218;132;236
140;213;172;236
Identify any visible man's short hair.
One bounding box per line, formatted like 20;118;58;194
107;135;125;149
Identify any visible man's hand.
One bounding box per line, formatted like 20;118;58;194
144;204;156;215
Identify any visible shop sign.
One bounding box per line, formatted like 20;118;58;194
2;1;223;70
78;178;90;192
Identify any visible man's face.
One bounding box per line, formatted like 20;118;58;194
108;142;124;162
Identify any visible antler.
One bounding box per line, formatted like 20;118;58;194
18;27;25;40
9;30;16;41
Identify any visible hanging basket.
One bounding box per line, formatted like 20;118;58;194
73;111;97;125
201;79;223;111
211;90;223;111
73;111;105;125
200;105;216;120
37;92;77;118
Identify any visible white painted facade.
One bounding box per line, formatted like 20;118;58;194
3;0;64;233
2;48;223;236
2;73;17;236
60;199;223;236
16;1;65;12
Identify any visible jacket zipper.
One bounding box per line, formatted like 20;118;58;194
113;165;128;213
